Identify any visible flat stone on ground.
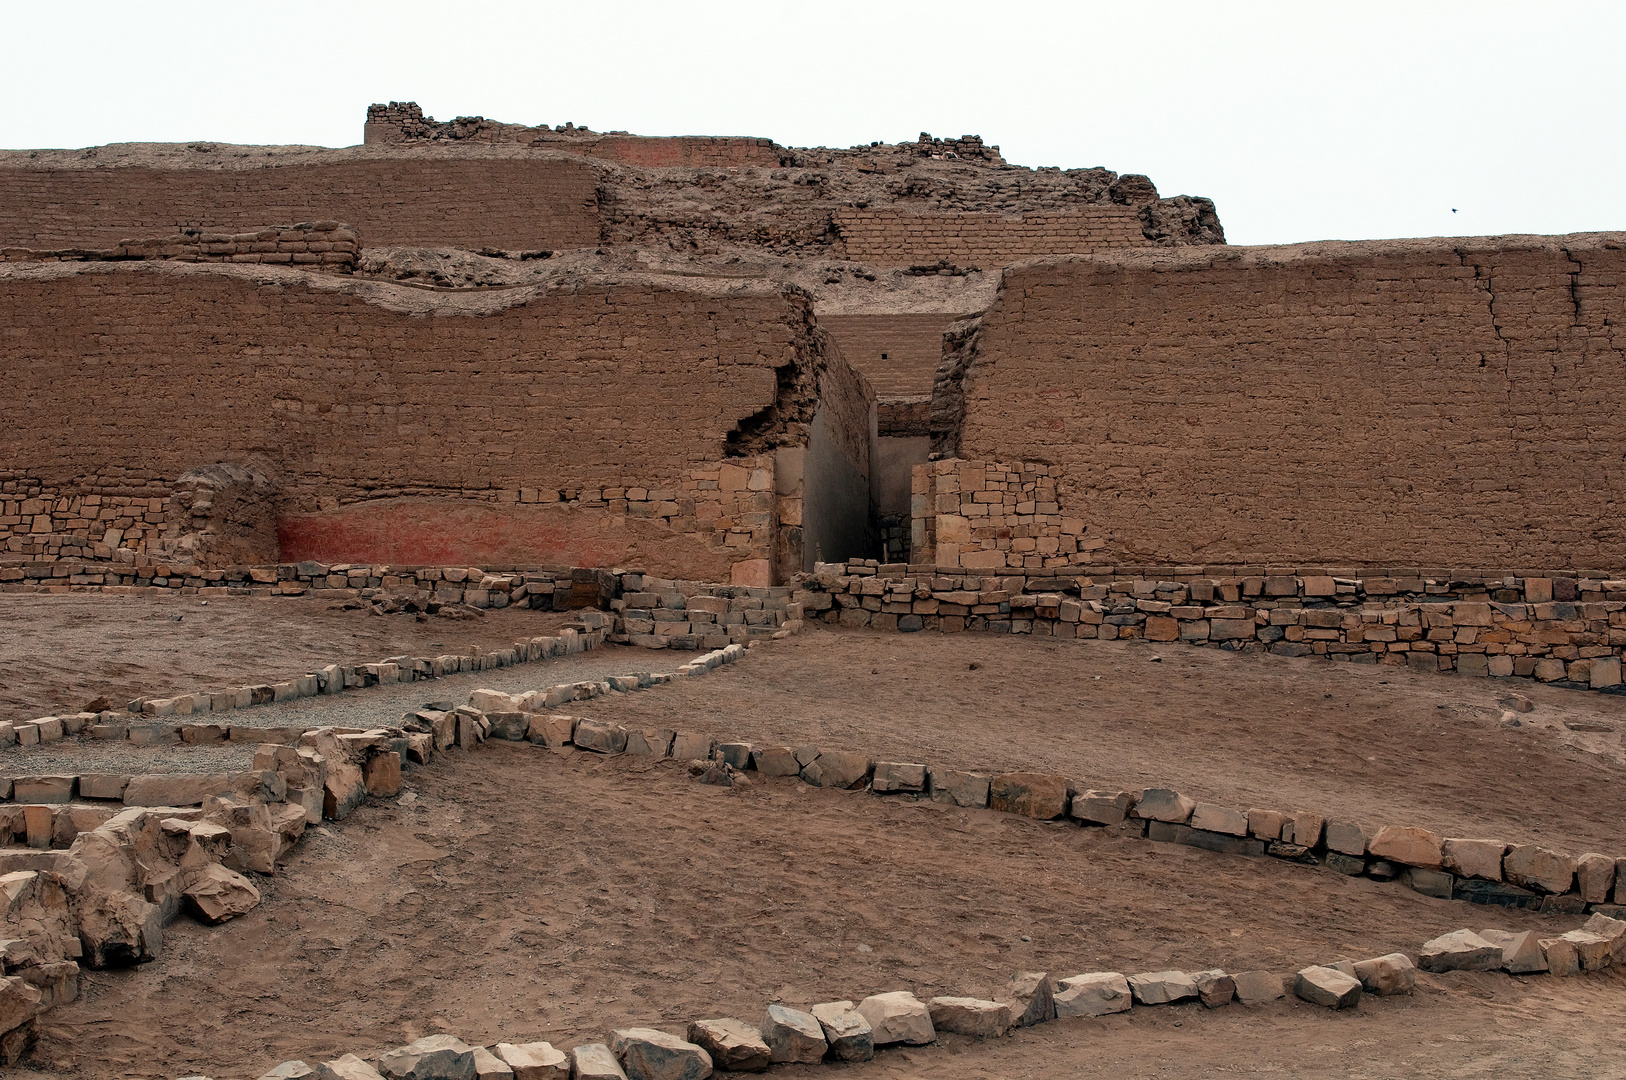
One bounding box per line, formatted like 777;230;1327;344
1128;970;1199;1005
988;772;1069;819
855;991;935;1046
608;1028;712;1080
685;1020;768;1074
1053;972;1132;1018
927;768;990;807
1294;966;1363;1009
925;996;1012;1037
759;1005;825;1064
1192;969;1235;1007
1420;929;1503;973
493;1041;571;1079
1352;953;1416;995
1367;825;1443;869
1232;970;1286;1004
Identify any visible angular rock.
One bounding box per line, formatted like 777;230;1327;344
472;1046;513;1079
1282;812;1325;847
1053;972;1132;1017
759;1005;825;1064
1001;970;1055;1026
1503;845;1574;894
1192;968;1235;1007
184;863;261;923
855;990;935;1046
1583;912;1626;960
1246;808;1287;840
75;884;163;967
626;729;675;757
483;712;529;742
378;1036;477;1080
1071;790;1132;826
1325;852;1367;876
11;776;75;804
1367;825;1443;869
1575;853;1616;904
1134;788;1195;823
1420;929;1502;972
122;773;230;808
526;713;575;748
1442;838;1506;881
1324;820;1369;856
1541;935;1581;976
573;718;629;755
927;768;990;808
493;1042;570;1080
255;1062;314;1080
0;976;41;1041
988;772;1069;819
1403;867;1454;899
670;733;714;761
1479;929;1547;974
684;1020;768;1073
315;1055;387;1080
748;746;798;776
1352;953;1416;995
871;761;927;794
1189;803;1247;836
364;751;403;797
1231;970;1286;1004
1128;970;1199;1005
809;1000;874;1061
468;689;520;713
1453;877;1542;909
608;1028;711;1080
1562;929;1613;971
800;751;872;790
1294;966;1362;1009
570;1045;628;1080
926;996;1012;1037
1147;820;1266;857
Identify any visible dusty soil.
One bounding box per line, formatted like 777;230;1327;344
28;739;1615;1080
569;626;1626;855
0;593;581;722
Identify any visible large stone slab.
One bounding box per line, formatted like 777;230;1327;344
809;1001;873;1061
1070;790;1132;826
1367;825;1443;869
926;997;1012;1037
871;761;927;794
1134;788;1195;823
1352;953;1415;995
11;777;75;804
472;1046;513;1079
1147;821;1266;857
1503;845;1574;894
526;713;576;748
1575;853;1616;903
493;1042;570;1080
759;1005;824;1064
570;1045;628;1080
315;1055;387;1080
627;729;676;757
1231;970;1286;1004
684;1021;768;1074
1324;820;1369;856
1053;972;1132;1018
855;991;934;1046
749;746;798;776
1442;838;1506;881
573;718;629;755
608;1028;712;1080
377;1035;477;1080
1189;803;1247;836
987;772;1069;819
1001;970;1054;1026
1478;929;1547;974
1294;966;1362;1009
1128;970;1199;1005
183;863;261;924
1420;929;1502;972
1192;969;1235;1007
800;751;872;790
122;773;230;808
927;768;990;808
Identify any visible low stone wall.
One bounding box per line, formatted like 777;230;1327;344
0;222;357;271
794;561;1626;690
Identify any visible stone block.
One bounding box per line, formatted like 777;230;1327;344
1541;935;1580;976
809;1001;873;1061
526;713;576;748
574;718;629;755
484;712;528;741
1367;825;1443;869
315;1054;387;1080
1134;788;1195;823
1503;845;1574;894
1352;953;1415;995
1283;812;1325;847
1479;929;1547;974
1071;790;1133;826
626;729;675;757
1192;969;1235;1007
570;1045;628;1080
184;863;261;924
12;776;75;804
926;997;1012;1037
78;774;131;801
1231;970;1286;1004
927;768;990;808
1442;838;1505;881
749;747;798;776
1403;867;1454;899
988;772;1069;819
1000;970;1054;1026
1324;820;1369;856
855;991;934;1046
1562;929;1613;971
1294;966;1362;1009
714;742;752;769
1420;929;1502;972
122;773;229;807
759;1005;824;1064
871;761;927;794
1128;970;1199;1005
1325;852;1366;876
670;733;714;761
1453;878;1542;909
1147;820;1266;857
800;751;872;790
471;1046;512;1079
1189;803;1247;836
1575;852;1615;903
684;1021;768;1074
364;752;402;797
608;1028;712;1080
1246;808;1287;841
377;1035;477;1080
1053;972;1132;1018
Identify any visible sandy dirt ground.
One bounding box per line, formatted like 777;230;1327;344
0;593;582;721
26;740;1623;1080
569;626;1626;855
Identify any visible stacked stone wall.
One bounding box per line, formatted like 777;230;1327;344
0;159;599;251
835;207;1150;266
0;263;839;580
0;222;357;271
945;235;1626;570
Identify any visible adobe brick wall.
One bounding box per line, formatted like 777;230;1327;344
0;222;358;272
835;207;1151;267
0;159;599;251
941;235;1626;571
0;262;840;580
817;313;966;398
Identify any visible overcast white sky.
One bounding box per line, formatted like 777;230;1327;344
4;1;1621;246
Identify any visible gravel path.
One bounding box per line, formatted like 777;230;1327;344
0;644;677;778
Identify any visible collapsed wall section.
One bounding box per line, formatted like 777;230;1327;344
834;207;1152;266
0;263;849;581
935;235;1626;571
0;158;599;251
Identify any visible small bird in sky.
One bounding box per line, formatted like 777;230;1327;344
1452;208;1458;213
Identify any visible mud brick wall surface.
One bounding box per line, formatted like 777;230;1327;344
818;313;964;397
950;235;1626;571
0;159;599;251
835;207;1150;266
0;263;817;578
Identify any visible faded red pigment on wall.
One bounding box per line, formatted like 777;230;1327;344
950;234;1626;571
